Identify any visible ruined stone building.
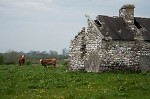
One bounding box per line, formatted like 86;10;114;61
68;4;150;72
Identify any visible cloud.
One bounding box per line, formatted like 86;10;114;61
0;0;52;12
0;0;54;20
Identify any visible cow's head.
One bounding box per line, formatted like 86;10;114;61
21;55;25;58
40;59;42;62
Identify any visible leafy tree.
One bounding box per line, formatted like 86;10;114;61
62;48;69;58
0;55;4;65
49;50;58;58
4;50;19;65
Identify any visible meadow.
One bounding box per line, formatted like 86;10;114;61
0;62;150;99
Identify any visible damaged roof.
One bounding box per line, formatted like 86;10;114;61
96;15;150;41
134;17;150;40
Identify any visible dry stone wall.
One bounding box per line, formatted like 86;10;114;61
85;40;150;72
68;23;150;72
68;28;86;71
140;55;150;72
68;4;150;72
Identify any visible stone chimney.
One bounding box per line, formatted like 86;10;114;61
119;4;135;26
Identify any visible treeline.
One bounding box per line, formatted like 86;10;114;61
0;49;69;65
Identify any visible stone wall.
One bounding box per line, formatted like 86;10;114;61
68;4;150;72
85;40;150;72
139;55;150;72
68;18;150;72
68;28;150;72
68;28;86;71
119;4;135;30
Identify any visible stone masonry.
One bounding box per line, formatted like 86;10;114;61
68;4;150;72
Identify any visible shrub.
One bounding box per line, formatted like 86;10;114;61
0;55;4;65
5;61;16;65
26;61;31;65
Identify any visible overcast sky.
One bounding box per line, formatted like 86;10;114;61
0;0;150;54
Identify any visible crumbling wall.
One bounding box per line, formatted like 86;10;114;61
68;15;104;71
68;28;86;71
69;30;150;72
119;4;135;30
84;40;150;72
68;4;150;72
139;55;150;72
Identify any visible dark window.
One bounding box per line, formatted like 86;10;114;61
94;20;101;27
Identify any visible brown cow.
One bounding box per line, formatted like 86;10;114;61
18;55;25;67
40;58;57;68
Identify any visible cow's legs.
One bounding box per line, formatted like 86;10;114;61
53;61;57;67
44;64;48;68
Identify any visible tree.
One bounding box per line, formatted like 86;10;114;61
4;50;19;65
49;50;58;57
62;48;69;57
0;55;4;65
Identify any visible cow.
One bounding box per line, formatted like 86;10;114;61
40;58;57;68
18;55;25;67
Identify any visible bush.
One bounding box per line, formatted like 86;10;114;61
26;61;31;65
5;61;16;65
0;55;4;65
3;50;19;65
63;60;68;66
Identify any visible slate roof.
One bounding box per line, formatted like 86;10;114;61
134;17;150;40
96;15;150;41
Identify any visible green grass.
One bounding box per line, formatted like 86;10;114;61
0;64;150;99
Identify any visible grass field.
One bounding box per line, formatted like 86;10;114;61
0;63;150;99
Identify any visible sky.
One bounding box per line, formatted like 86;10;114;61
0;0;150;54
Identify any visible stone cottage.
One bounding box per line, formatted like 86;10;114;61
68;4;150;72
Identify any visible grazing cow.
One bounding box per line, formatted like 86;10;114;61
40;58;57;68
18;55;25;67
